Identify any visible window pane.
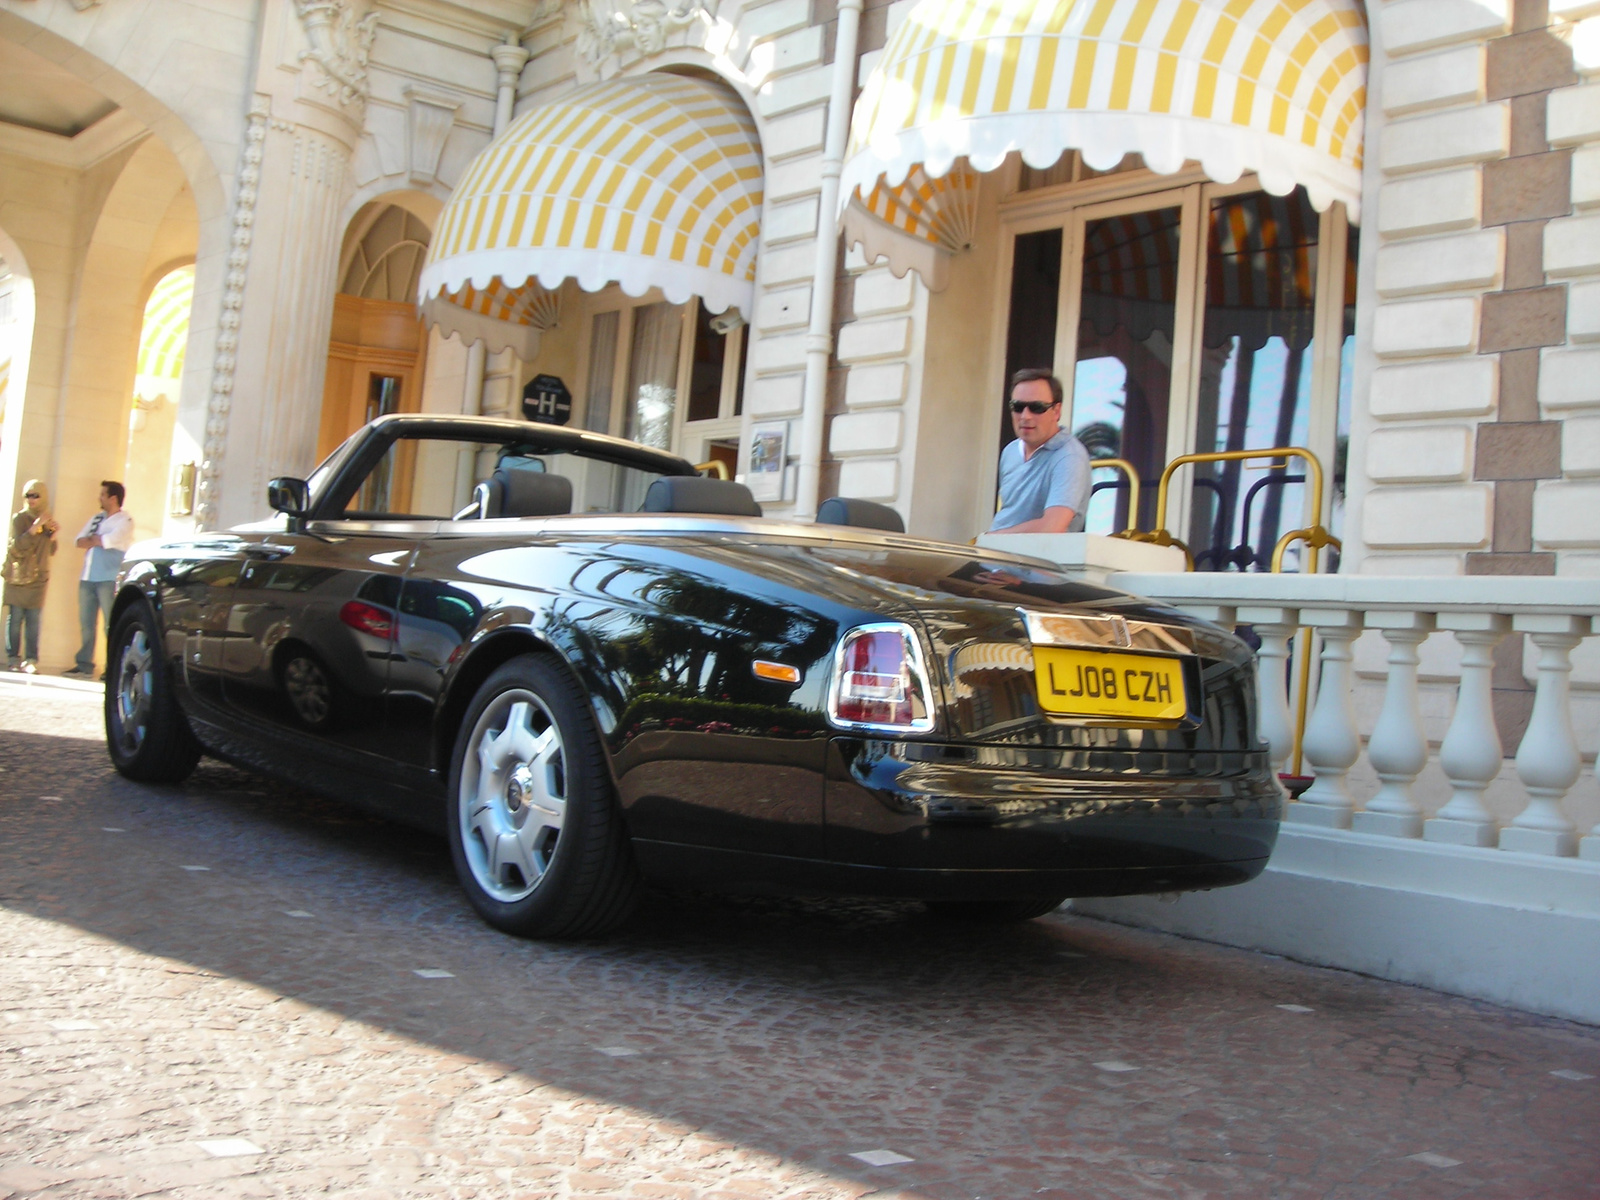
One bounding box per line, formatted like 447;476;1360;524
626;301;683;449
732;325;749;417
686;301;727;422
999;228;1064;461
1188;190;1319;571
585;310;618;434
1330;221;1358;561
1073;207;1180;534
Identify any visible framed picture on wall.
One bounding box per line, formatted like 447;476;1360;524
745;422;787;503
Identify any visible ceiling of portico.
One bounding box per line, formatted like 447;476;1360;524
0;36;118;137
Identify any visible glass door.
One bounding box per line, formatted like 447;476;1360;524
996;187;1198;535
1061;197;1189;533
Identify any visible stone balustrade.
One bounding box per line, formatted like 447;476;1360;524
1111;573;1600;860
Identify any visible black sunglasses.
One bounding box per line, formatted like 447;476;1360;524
23;493;38;500
1009;400;1059;415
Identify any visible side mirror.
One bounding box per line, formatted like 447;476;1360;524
267;477;310;517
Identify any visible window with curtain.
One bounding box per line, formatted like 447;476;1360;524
626;301;684;451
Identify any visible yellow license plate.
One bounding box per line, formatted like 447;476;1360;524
1033;646;1188;721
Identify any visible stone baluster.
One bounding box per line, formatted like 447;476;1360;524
1353;612;1434;838
1425;614;1511;847
1502;614;1591;856
1287;609;1364;829
1239;605;1299;774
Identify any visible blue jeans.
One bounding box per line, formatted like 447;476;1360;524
77;579;116;671
5;605;40;663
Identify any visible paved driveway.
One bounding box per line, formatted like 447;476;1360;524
0;678;1596;1199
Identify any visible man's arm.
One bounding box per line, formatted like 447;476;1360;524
989;505;1076;535
100;512;137;553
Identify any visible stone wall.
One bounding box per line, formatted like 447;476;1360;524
1352;0;1600;575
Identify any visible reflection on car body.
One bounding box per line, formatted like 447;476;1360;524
102;414;1280;940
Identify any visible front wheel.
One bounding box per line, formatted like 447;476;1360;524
105;601;202;783
446;654;638;938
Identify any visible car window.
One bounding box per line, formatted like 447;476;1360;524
328;434;671;520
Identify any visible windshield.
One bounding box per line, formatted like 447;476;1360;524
325;433;674;520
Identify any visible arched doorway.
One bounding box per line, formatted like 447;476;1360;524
318;204;434;460
124;265;195;543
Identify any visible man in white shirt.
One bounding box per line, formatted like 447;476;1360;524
66;481;135;677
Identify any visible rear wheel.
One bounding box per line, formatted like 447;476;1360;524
446;654;638;938
926;896;1068;922
105;601;202;783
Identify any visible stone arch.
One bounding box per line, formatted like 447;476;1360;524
319;192;441;458
0;226;37;517
0;6;240;226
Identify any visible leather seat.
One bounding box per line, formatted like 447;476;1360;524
640;476;762;517
483;466;573;518
816;496;905;533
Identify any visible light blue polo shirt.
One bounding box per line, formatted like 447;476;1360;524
990;430;1091;532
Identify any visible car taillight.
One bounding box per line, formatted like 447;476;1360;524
340;600;394;639
828;623;934;733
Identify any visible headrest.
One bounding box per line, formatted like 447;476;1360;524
485;467;572;518
641;476;762;517
816;496;905;533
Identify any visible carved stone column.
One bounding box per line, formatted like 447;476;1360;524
205;0;377;528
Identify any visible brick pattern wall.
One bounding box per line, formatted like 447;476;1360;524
1363;0;1600;574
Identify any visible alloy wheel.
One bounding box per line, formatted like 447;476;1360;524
458;689;567;902
113;628;153;757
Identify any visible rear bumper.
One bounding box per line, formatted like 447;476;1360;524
822;736;1282;888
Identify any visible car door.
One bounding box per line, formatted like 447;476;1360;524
157;538;249;714
220;524;421;762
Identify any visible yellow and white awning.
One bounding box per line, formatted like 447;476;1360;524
135;265;194;391
840;0;1368;288
421;72;763;358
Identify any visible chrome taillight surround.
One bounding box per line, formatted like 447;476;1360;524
825;621;936;734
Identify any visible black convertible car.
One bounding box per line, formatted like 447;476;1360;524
104;414;1279;937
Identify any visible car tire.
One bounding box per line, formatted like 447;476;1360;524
447;654;638;938
278;646;341;730
105;600;202;784
925;896;1068;922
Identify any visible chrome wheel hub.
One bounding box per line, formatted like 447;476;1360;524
114;629;153;756
458;691;567;902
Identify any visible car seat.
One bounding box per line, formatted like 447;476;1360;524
481;466;573;517
816;496;905;533
640;476;762;516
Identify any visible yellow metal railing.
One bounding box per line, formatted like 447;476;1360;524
1111;446;1340;777
1089;457;1143;535
695;459;731;480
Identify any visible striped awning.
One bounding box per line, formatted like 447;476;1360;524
420;72;763;358
136;266;194;385
840;0;1367;288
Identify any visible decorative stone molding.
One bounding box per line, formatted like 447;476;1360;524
574;0;715;70
197;94;269;531
403;87;459;186
294;0;380;109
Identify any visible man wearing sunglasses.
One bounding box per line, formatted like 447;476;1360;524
988;368;1090;535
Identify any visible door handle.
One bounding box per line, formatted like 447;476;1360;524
243;543;295;560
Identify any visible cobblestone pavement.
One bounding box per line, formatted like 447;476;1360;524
0;678;1597;1200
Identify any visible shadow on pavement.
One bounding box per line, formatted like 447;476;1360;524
3;723;1595;1198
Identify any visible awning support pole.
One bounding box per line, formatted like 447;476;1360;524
793;0;863;520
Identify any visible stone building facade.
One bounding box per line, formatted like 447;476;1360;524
0;0;1597;676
